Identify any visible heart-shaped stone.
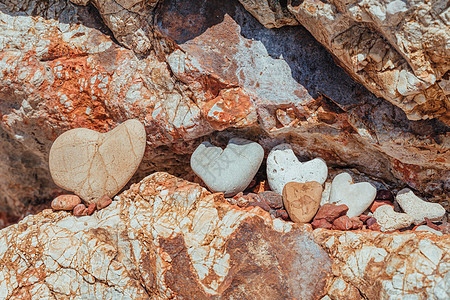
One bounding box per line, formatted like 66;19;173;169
396;188;445;225
49;119;146;204
190;138;264;196
282;181;322;223
329;172;376;218
373;205;414;232
267;144;328;194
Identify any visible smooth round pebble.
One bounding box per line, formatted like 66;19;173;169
396;188;446;225
282;181;322;223
51;195;81;211
49;119;147;204
373;205;414;232
267;143;328;195
190;138;264;196
329;172;376;218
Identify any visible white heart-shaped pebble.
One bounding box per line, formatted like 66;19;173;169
49;119;146;204
373;205;414;232
396;188;445;225
329;172;376;218
267;143;328;194
190;138;264;196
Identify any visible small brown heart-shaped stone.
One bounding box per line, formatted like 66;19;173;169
49;119;146;204
282;181;323;223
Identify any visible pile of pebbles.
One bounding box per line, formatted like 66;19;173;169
191;139;448;235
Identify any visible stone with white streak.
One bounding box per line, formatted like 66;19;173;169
329;172;376;218
373;205;414;232
190;138;264;196
267;144;328;195
396;188;446;225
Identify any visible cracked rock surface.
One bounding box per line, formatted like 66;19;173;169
0;0;448;222
240;0;450;124
0;172;448;299
0;172;332;299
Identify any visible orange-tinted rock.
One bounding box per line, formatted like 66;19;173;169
311;218;333;230
333;216;353;230
368;222;382;231
350;217;364;230
282;181;322;223
96;195;113;210
86;203;96;215
369;200;394;213
359;214;371;223
51;195;81;211
314;204;349;223
73;204;87;216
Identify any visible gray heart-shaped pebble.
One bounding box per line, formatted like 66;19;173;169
190;138;264;196
49;119;146;204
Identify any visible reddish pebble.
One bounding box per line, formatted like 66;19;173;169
311;218;333;230
257;191;284;209
369;200;394;213
333;216;353;230
73;204;87;216
368;222;382;231
375;190;394;201
248;201;271;212
366;217;377;227
96;195;113;210
51;195;81;211
86;203;96;215
350;217;364;229
275;209;290;221
314;204;349;223
359;214;371;223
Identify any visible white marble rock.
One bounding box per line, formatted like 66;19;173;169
190;138;264;196
329;172;376;218
266;143;328;195
396;188;445;225
373;205;414;232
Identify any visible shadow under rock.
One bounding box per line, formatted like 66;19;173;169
154;0;449;138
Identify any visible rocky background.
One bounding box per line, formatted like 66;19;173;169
0;1;449;297
0;0;448;226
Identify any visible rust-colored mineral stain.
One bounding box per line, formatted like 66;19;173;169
159;235;210;299
220;216;331;299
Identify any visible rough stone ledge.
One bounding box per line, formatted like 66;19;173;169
0;172;448;299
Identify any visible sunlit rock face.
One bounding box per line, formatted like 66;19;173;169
0;0;448;222
239;0;450;125
0;173;447;299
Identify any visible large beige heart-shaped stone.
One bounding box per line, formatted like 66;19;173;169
49;119;146;204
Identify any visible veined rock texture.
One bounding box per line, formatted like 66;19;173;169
239;0;450;124
0;0;448;222
0;172;448;299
